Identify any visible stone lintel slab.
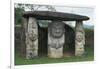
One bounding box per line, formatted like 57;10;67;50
23;11;89;21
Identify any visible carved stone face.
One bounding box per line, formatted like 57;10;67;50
76;32;83;42
28;32;38;41
50;21;64;38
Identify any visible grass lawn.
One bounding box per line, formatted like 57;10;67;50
15;47;94;65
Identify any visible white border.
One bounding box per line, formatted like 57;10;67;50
10;0;96;69
14;0;95;8
11;0;14;69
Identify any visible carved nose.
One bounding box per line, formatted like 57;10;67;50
56;30;60;33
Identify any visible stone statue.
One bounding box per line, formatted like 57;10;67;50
48;21;65;58
75;21;85;56
26;17;38;59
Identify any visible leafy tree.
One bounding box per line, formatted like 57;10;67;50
15;7;24;25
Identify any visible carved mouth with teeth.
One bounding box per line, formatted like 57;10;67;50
48;44;63;49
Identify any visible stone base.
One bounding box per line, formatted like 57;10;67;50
26;49;38;59
75;45;84;56
48;47;63;58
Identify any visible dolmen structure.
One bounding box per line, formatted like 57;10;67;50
22;11;89;59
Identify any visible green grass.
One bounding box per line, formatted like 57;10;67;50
15;47;94;65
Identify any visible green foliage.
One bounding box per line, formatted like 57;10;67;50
15;7;24;25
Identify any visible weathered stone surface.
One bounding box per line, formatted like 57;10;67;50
26;17;38;59
48;21;65;58
75;21;85;56
23;11;89;21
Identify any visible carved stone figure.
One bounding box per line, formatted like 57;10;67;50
75;21;85;56
49;22;64;38
48;21;65;58
26;17;38;59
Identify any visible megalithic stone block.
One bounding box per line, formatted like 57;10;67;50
75;21;85;56
26;17;38;59
48;21;65;58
